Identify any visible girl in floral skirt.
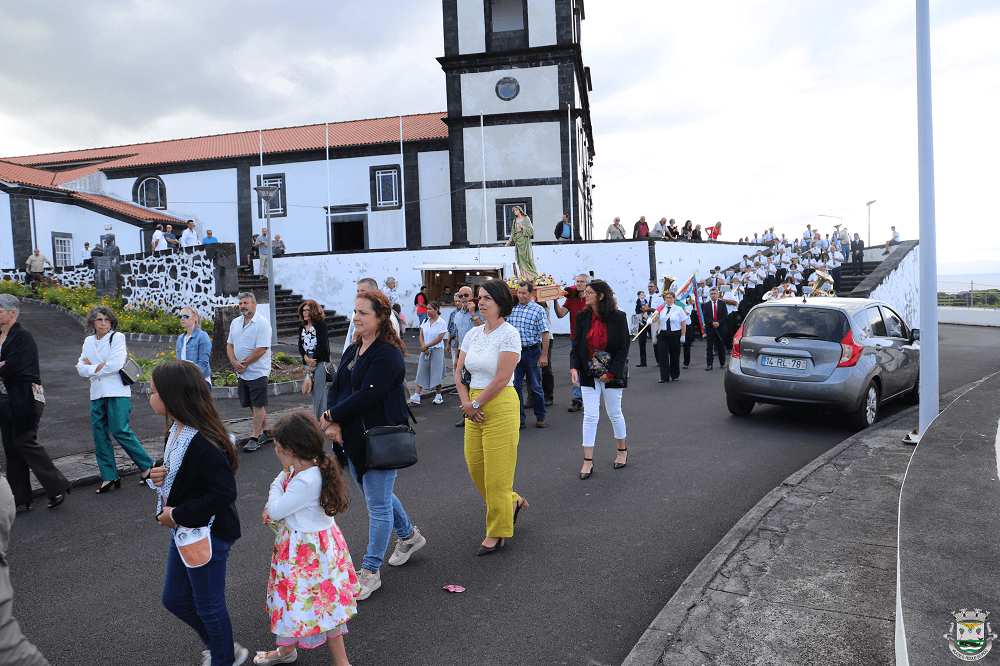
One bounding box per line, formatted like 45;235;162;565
255;411;359;666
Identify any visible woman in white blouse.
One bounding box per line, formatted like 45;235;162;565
411;301;447;405
455;280;528;556
76;306;155;493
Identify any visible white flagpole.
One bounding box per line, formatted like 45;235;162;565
481;112;487;261
568;103;575;241
399;116;406;246
326;123;331;251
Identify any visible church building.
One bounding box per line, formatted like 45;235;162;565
0;0;594;271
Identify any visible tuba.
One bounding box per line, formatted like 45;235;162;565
810;269;835;297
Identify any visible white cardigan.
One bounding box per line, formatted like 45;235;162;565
76;332;131;400
267;467;335;533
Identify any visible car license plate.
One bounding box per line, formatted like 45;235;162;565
760;356;806;370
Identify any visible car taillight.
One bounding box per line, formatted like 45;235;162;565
837;329;863;367
732;325;744;358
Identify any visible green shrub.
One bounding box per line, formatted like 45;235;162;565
273;352;302;365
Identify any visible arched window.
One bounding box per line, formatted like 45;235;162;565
135;176;167;210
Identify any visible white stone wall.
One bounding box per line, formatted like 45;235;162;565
0;263;93;289
869;245;920;328
464;183;564;245
417;151;453;247
272;239;753;335
458;0;486;53
463;122;562;181
33;198;147;262
527;0;557;47
0;191;13;269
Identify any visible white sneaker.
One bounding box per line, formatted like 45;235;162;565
202;643;249;666
355;568;381;600
388;527;426;566
432;394;444;405
410;393;421;405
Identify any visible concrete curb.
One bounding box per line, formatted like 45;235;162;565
621;382;977;666
131;378;305;399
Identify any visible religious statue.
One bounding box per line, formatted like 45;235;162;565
94;232;122;298
505;206;538;280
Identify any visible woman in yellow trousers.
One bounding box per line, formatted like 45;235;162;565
455;280;529;555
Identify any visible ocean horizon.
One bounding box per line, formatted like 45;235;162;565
937;273;1000;294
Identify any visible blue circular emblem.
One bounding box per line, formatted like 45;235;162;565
495;77;520;101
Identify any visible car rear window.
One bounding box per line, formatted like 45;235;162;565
743;306;850;343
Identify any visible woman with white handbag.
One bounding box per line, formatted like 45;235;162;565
76;306;155;494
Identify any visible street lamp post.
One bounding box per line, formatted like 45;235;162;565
254;184;279;345
866;200;876;247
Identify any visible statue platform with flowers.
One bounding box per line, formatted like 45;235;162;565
504;264;564;303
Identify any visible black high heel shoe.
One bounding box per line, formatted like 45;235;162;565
48;487;69;510
513;498;528;525
477;538;505;556
580;457;594;480
139;469;152;486
614;447;628;469
96;478;121;494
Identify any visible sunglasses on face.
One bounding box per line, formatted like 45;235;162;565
179;314;191;319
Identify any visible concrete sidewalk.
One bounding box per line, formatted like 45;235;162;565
621;395;968;665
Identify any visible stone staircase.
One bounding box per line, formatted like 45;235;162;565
237;274;350;337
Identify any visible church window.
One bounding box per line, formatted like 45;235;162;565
495;198;532;240
52;232;73;268
370;165;402;211
256;173;287;218
136;176;167;210
496;77;520;101
491;0;524;31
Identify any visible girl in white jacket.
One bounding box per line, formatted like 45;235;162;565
76;306;154;493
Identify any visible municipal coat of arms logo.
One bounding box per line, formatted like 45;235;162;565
944;608;997;661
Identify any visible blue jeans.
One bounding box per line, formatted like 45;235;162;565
417;313;428;326
348;460;415;572
513;344;546;423
162;536;235;666
569;340;582;403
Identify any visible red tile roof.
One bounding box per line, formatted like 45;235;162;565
0;160;60;188
71;192;182;223
6;112;448;171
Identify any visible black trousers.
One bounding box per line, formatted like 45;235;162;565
0;399;68;507
657;330;682;381
852;253;863;275
705;325;727;367
637;323;658;365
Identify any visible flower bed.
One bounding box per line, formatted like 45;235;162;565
0;278;213;336
135;350;303;386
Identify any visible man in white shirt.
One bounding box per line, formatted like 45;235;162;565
180;220;199;248
81;243;92;267
883;226;901;254
776;246;790;283
253;228;270;275
227;292;272;452
151;224;165;252
750;233;760;244
830;246;845;292
652;217;669;240
819;234;831;251
762;227;777;245
383;277;399;307
801;225;813;251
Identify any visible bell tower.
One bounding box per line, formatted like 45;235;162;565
439;0;595;246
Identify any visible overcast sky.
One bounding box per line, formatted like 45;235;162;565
1;0;996;268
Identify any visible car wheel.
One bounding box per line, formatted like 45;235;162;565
727;394;755;417
904;373;920;404
850;380;880;431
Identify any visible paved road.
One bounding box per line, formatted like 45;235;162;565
6;317;999;665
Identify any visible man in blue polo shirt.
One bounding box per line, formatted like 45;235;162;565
508;281;550;428
227;292;272;451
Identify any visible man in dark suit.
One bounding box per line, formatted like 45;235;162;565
702;287;730;370
850;234;866;276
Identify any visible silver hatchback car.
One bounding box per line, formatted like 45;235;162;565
724;298;920;430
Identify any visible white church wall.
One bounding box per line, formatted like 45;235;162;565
418;151;452;246
460;66;560;116
464;183;563;244
463;122;562;182
457;0;486;54
33;199;145;262
868;244;920;328
0;191;12;269
653;241;755;290
527;0;557;47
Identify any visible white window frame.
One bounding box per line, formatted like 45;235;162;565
262;175;285;215
52;233;73;268
375;169;399;208
137;177;167;209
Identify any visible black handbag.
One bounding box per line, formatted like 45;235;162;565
115;332;143;385
362;406;418;471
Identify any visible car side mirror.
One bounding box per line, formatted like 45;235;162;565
910;328;920;342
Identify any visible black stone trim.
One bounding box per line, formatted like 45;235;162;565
131;174;168;210
447;123;469;246
443;108;576;128
369;165;402;212
236;160;253;265
403;146;421;249
494;197;532;240
255;173;288;219
465;177;562;189
9;194;34;269
647;239;657;282
442;0;459;56
325;203;369;214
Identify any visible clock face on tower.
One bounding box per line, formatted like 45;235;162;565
495;77;520;101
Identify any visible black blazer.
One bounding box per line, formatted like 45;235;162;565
701;300;730;337
167;432;241;542
0;322;42;420
570;309;630;389
297;319;330;363
850;239;865;257
327;341;408;479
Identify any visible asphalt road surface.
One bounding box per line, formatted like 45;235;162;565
7;318;999;665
